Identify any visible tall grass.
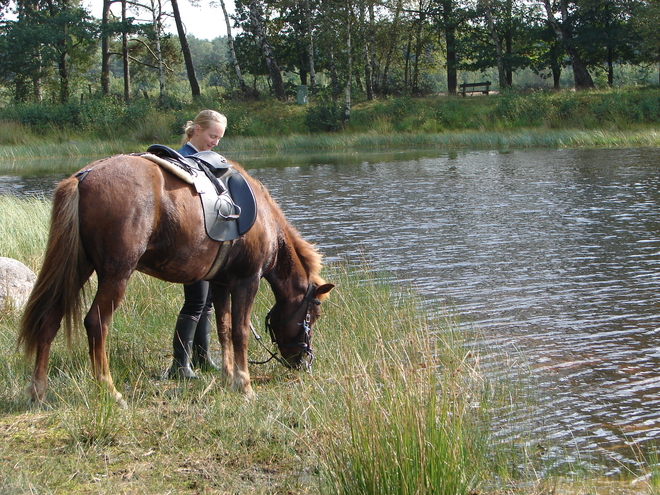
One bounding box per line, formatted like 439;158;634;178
2;88;660;156
0;195;656;493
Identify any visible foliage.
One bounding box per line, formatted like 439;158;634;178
1;88;660;148
0;0;658;107
305;99;344;133
0;1;98;103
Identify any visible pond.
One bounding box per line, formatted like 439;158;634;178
3;146;660;474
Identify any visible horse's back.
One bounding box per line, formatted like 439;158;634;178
74;155;215;283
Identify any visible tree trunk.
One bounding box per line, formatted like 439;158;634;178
149;0;165;105
248;0;287;101
122;0;131;102
359;1;373;100
328;40;340;98
381;0;402;95
101;0;112;94
171;0;201;98
58;50;69;103
304;0;317;94
483;0;507;91
220;0;251;96
33;52;43;102
404;36;411;91
46;0;69;102
412;1;426;95
368;2;378;95
505;0;512;87
542;0;594;90
442;0;457;94
343;0;352;122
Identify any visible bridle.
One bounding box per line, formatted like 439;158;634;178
249;283;320;370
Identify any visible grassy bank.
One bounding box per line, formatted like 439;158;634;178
1;88;660;160
0;128;659;165
1;194;659;493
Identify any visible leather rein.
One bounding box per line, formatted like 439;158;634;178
249;283;320;370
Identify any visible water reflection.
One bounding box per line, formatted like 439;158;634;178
3;147;660;473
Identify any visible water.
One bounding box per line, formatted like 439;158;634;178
3;147;660;473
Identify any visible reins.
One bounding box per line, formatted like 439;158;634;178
248;283;320;371
248;322;289;367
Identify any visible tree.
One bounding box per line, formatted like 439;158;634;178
101;0;117;94
541;0;595;89
0;0;97;103
218;0;252;96
171;0;200;98
482;0;508;91
632;0;660;84
343;0;352;121
438;0;458;93
577;0;640;87
303;0;317;94
246;0;287;100
381;0;403;94
358;0;373;99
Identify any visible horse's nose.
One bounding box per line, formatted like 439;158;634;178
285;349;313;370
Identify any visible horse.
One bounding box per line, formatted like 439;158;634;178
17;154;334;407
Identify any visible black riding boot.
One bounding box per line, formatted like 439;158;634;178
168;315;198;379
192;312;220;372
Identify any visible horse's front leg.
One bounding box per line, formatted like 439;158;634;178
211;283;234;386
84;279;128;408
229;279;260;398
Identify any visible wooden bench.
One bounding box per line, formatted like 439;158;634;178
459;81;491;96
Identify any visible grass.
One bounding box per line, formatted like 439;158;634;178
1;174;660;492
2;88;660;162
3;88;660;493
1;128;660;169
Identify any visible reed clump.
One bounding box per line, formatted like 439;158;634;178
0;196;657;494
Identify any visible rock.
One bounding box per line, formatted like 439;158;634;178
0;257;36;311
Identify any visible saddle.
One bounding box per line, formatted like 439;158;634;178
143;144;257;242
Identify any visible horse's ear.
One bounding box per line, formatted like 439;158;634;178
315;283;335;299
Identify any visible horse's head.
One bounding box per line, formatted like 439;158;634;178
265;282;334;369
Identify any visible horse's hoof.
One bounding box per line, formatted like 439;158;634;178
241;386;256;400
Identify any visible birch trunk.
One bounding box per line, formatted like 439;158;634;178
343;0;352;122
248;0;287;101
219;0;250;96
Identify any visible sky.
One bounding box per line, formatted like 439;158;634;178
83;0;234;40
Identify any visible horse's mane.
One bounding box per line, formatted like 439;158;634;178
232;161;324;282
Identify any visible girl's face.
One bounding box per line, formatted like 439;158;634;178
190;121;225;151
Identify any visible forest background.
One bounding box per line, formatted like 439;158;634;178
0;0;660;142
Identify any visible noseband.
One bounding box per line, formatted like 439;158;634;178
251;283;320;370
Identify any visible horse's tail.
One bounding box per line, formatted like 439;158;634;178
18;177;91;358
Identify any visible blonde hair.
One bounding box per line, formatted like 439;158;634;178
181;109;228;146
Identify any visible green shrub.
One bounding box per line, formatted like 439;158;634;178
305;100;344;132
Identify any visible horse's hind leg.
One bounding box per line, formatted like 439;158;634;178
84;277;129;408
26;309;64;405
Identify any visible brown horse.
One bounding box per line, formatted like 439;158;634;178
17;154;333;407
